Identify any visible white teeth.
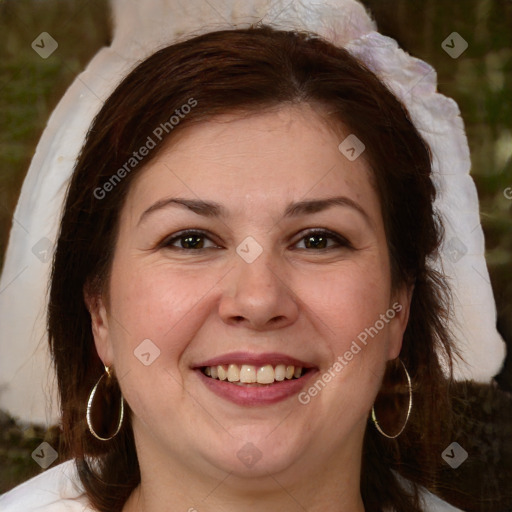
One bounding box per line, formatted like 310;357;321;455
274;364;286;381
217;365;227;380
202;363;304;384
257;364;275;384
227;364;240;382
240;364;256;383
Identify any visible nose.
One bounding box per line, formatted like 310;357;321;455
218;244;300;331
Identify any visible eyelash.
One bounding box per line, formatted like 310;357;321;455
160;229;352;252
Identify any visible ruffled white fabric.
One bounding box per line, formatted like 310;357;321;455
0;461;94;511
0;0;505;427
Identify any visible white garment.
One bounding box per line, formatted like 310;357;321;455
0;461;94;512
0;459;464;512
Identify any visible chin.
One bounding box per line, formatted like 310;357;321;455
204;427;307;478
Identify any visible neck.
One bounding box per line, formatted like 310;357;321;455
122;429;367;512
124;473;366;512
126;490;365;512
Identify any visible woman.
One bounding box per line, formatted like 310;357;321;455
0;22;474;511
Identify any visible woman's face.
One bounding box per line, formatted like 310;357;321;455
87;103;411;488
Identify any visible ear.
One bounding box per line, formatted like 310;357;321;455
387;281;415;360
83;279;114;366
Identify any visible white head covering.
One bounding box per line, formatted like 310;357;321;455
0;0;506;426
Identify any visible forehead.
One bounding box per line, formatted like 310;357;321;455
123;103;378;223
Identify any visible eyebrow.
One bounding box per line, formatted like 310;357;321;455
137;195;373;228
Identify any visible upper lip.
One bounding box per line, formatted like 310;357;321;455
193;351;317;369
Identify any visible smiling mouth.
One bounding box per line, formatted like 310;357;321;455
201;363;308;385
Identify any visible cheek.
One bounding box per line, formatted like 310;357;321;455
107;259;220;364
296;267;393;427
105;260;211;420
303;259;392;348
298;255;394;412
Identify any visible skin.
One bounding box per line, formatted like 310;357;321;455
85;103;412;512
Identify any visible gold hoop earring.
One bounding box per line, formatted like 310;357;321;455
86;365;124;441
371;358;412;439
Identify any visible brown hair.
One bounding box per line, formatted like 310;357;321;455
48;24;459;512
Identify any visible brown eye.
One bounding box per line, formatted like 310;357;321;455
160;228;351;252
162;230;218;250
295;229;351;250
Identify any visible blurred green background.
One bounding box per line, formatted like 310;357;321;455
0;0;511;494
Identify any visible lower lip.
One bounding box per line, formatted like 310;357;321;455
195;369;318;406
